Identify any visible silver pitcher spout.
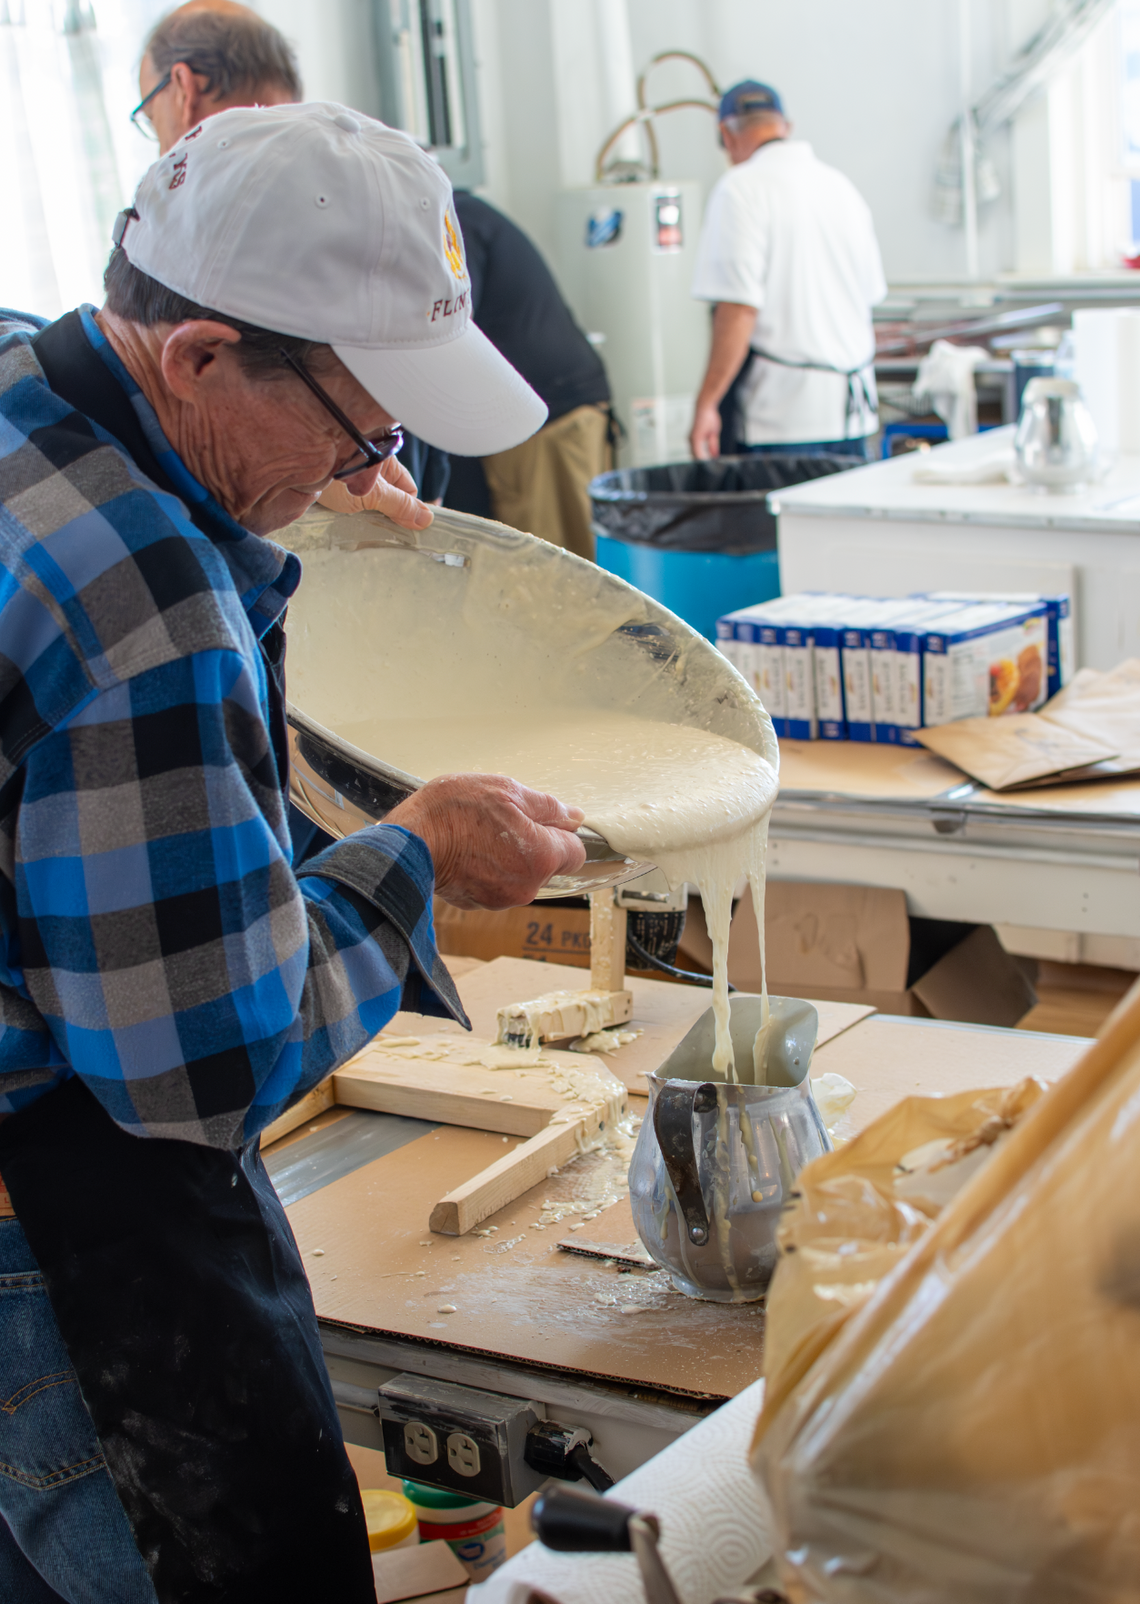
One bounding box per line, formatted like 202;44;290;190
629;995;831;1302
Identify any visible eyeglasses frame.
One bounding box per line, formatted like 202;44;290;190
278;349;403;481
130;72;173;137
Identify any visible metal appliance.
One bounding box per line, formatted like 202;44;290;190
556;181;709;467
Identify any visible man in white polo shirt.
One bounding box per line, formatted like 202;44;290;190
689;80;887;461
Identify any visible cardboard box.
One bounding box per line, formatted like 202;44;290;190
687;882;1036;1027
434;899;591;969
436;885;1037;1028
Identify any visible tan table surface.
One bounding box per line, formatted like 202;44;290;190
286;965;1091;1404
778;737;1140;817
384;955;875;1093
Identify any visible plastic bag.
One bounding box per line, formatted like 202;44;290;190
588;456;851;555
753;981;1140;1602
762;1077;1049;1408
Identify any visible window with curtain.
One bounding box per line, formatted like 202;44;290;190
1;0;168;319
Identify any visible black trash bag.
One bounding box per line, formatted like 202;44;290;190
589;454;854;556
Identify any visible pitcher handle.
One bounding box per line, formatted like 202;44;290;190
653;1082;718;1247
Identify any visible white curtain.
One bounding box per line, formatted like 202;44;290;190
0;0;167;319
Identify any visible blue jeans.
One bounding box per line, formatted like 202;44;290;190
742;437;871;460
0;1220;157;1604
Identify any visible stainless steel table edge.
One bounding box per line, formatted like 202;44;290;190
320;1321;728;1483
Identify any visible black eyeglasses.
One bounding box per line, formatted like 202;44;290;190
279;350;404;481
130;62;214;138
130;73;173;138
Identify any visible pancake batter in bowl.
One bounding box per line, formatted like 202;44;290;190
340;708;780;1081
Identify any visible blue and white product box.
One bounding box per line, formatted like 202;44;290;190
924;591;1075;701
781;594;850;741
836;598;906;743
922;602;1051;727
812;619;846;739
715;614;741;671
887;600;977;744
839;623;872;741
754;622;787;735
835;598;921;743
715;605;790;734
782;624;816;739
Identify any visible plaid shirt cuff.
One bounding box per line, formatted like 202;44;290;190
296;825;470;1030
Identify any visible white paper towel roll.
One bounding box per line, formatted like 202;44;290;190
1073;308;1120;457
1118;310;1140;454
469;1379;772;1604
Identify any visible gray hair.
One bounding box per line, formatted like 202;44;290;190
722;108;787;137
144;7;302;102
103;248;331;379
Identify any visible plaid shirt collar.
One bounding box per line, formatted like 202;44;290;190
74;306;301;640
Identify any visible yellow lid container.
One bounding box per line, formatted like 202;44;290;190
361;1489;419;1553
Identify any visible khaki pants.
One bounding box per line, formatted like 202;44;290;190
482;403;610;562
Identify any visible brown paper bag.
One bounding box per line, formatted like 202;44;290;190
915;714;1118;790
753;979;1140;1602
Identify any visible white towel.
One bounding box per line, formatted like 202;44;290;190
469;1378;772;1604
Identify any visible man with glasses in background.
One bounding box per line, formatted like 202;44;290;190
131;0;300;151
0;104;580;1602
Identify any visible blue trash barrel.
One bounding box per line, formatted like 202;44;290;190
590;455;855;641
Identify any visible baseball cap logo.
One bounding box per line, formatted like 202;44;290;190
443;209;466;281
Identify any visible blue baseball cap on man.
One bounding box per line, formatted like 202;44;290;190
718;80;784;121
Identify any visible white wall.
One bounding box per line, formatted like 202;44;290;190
258;0;382;117
254;0;1095;289
470;0;1044;289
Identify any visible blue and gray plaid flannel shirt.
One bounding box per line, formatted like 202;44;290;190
0;305;464;1147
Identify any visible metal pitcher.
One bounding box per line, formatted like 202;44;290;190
1014;376;1099;492
629;996;830;1302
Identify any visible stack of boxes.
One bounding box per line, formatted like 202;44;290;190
716;592;1074;743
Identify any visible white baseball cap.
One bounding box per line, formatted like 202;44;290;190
114;102;548;455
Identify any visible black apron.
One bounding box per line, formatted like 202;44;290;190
0;626;376;1602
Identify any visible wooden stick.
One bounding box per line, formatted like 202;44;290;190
589;891;628;992
260;1080;336;1148
429;1111;602;1235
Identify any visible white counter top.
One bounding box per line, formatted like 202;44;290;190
770;426;1140;534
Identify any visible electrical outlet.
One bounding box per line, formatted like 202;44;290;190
447;1432;481;1477
377;1373;543;1505
404;1420;439;1466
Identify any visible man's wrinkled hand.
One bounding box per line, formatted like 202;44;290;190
385;774;587;910
318;455;433;529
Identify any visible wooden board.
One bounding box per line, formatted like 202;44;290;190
813;1013;1090;1144
333;1044;618;1140
260;1080;336;1147
392;957;875;1093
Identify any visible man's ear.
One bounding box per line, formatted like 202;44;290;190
168;60;212;138
159;321;244;403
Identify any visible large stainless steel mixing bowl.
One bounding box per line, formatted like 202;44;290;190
278;503;778;899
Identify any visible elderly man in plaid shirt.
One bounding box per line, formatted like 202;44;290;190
0;106;580;1603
